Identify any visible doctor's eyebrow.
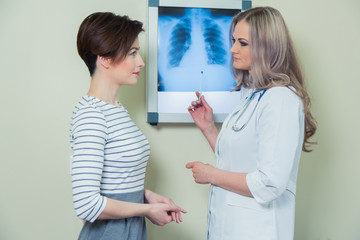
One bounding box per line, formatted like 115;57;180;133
232;36;249;42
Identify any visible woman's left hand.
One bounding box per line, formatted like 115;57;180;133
186;161;216;184
144;190;186;223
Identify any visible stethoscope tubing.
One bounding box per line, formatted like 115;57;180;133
230;89;267;132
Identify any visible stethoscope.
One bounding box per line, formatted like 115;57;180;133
230;89;267;132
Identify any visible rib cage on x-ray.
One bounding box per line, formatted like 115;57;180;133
168;18;192;68
158;8;236;92
202;19;227;65
168;18;227;67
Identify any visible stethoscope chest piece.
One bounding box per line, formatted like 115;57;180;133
232;123;245;132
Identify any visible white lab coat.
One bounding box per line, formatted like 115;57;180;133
206;86;304;240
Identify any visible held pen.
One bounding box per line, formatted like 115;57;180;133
199;70;203;100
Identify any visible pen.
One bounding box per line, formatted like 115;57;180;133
199;71;203;100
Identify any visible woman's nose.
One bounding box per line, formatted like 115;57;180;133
230;43;238;54
138;55;145;68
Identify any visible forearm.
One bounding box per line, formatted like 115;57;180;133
211;168;253;197
97;198;150;220
202;124;219;152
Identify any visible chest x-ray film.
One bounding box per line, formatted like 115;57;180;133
147;0;252;125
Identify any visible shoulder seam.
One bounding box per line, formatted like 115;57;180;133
74;97;109;141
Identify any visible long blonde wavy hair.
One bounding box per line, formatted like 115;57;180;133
230;7;316;152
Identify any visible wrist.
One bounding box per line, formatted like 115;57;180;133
143;203;152;218
209;167;219;185
144;189;153;203
201;124;218;136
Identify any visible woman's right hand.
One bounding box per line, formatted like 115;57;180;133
144;189;186;223
188;92;215;132
146;203;182;226
188;92;219;151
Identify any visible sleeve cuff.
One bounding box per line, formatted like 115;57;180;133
246;171;278;204
89;196;107;223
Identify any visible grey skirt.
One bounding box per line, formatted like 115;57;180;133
78;190;147;240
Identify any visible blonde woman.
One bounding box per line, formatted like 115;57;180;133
187;7;316;240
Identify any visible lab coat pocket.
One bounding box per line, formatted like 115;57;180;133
226;191;272;211
224;192;274;239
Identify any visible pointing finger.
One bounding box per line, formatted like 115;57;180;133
186;162;194;169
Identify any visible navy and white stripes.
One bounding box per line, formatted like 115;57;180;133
70;96;150;222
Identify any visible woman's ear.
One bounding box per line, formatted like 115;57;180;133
97;55;111;69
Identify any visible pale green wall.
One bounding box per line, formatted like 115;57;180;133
0;0;359;239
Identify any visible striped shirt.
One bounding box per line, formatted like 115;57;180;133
70;96;150;222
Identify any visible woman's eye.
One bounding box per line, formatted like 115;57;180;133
129;49;137;56
232;38;248;47
240;41;248;47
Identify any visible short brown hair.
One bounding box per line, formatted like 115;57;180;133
77;12;144;76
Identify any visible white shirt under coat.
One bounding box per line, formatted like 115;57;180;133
207;86;305;240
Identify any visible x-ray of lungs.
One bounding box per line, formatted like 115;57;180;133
146;1;247;124
158;7;239;92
